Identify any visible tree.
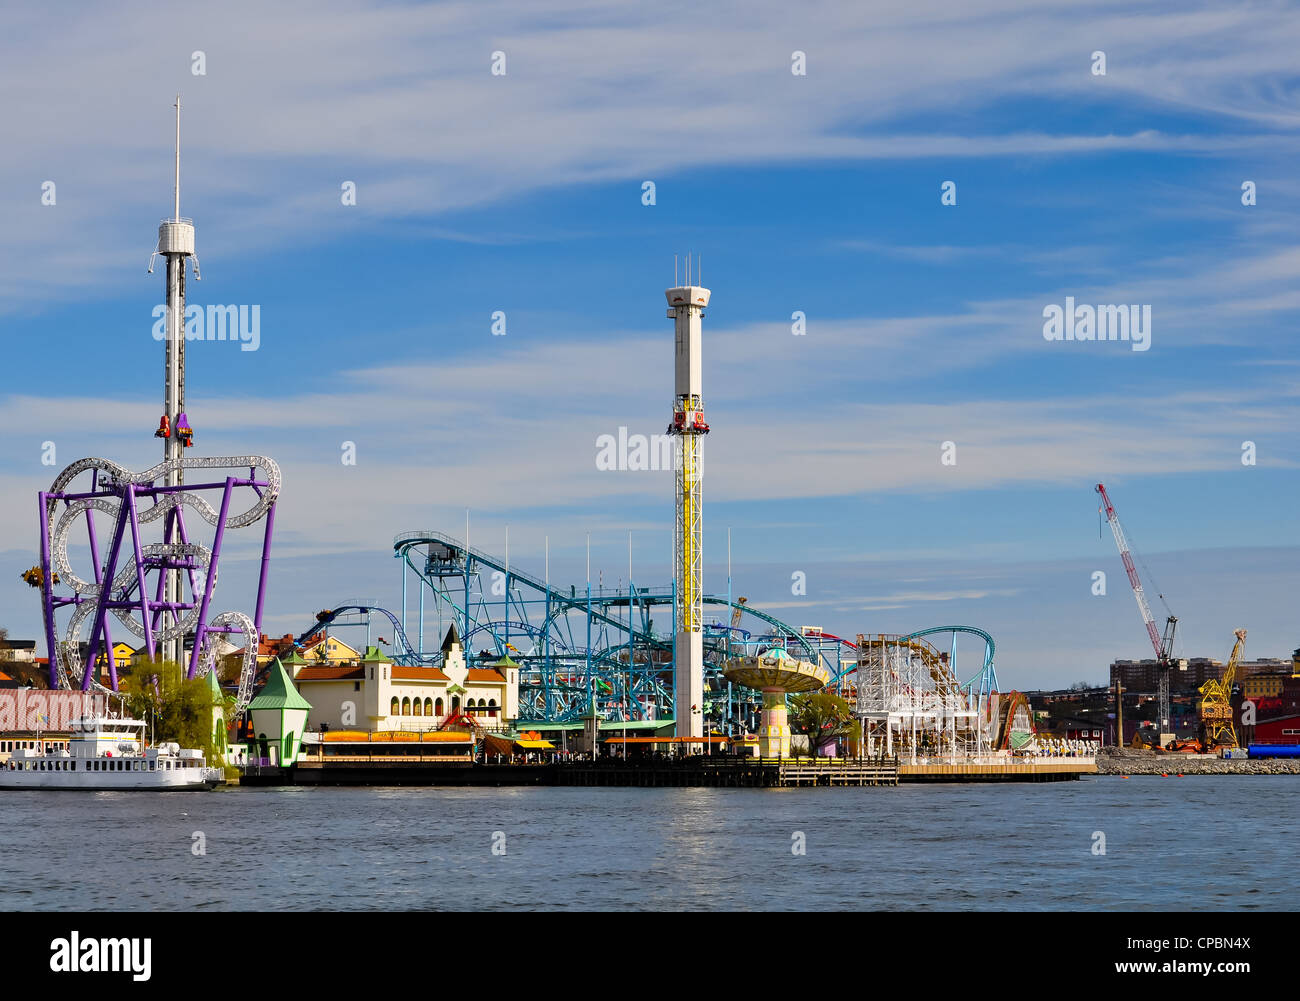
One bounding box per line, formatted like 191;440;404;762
118;659;220;759
788;692;855;757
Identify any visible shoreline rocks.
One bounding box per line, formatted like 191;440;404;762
1096;747;1300;775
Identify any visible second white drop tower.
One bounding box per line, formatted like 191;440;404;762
666;280;710;739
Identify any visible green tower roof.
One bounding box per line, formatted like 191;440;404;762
280;648;308;666
361;646;388;663
247;657;312;712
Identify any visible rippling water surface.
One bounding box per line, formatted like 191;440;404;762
2;776;1293;910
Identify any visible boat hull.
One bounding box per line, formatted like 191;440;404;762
0;769;222;791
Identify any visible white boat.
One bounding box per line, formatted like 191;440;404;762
0;715;222;791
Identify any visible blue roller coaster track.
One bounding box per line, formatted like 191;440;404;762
390;530;820;728
296;603;424;664
280;531;1004;732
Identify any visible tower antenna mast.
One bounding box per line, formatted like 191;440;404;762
174;94;181;222
150;95;201;666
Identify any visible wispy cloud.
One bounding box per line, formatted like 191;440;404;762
4;1;1300;309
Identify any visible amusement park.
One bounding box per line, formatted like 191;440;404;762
7;6;1300;973
8;88;1291;786
10;99;1084;787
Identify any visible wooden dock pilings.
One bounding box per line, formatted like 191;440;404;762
776;759;899;786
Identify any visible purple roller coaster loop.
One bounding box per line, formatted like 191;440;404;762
37;467;277;690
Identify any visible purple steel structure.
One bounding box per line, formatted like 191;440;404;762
34;98;278;716
36;455;279;714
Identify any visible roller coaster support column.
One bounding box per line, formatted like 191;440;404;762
84;497;114;676
83;492;132;690
503;528;510;656
37;492;59;688
124;484;154;670
545;537;553;720
253;500;276;640
186;478;233;678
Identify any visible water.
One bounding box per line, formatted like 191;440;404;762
1;776;1293;910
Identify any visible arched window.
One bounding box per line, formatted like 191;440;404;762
401;697;411;715
390;696;399;715
435;697;444;717
452;695;460;714
412;699;422;717
424;698;433;716
488;698;498;717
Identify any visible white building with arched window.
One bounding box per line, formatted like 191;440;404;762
290;625;518;733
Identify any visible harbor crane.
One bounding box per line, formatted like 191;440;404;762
1096;483;1179;745
1199;629;1246;750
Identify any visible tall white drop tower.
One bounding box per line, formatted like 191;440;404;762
666;270;711;739
151;95;200;667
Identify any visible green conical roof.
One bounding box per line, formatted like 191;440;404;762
247;657;312;711
207;669;223;697
361;646;387;663
492;654;520;669
281;648;308;666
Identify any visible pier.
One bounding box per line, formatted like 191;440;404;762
240;754;1100;786
241;755;903;787
556;756;900;787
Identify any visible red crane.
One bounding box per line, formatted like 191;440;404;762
1096;483;1178;743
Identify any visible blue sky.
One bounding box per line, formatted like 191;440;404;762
1;0;1298;688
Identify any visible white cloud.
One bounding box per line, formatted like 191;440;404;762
4;311;1295;565
5;1;1300;682
4;0;1300;310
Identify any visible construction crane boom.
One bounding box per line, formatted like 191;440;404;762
1097;483;1178;742
1221;628;1247;693
1199;628;1246;749
1096;483;1163;659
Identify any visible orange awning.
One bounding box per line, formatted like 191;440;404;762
601;734;728;745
